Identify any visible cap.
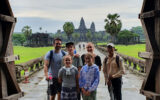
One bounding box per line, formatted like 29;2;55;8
66;42;74;47
107;43;115;48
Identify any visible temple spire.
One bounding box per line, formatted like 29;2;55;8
79;17;87;30
90;22;95;33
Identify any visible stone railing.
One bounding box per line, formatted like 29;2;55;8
15;57;44;82
96;46;146;76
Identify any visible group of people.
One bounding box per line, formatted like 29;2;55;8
79;44;85;49
44;38;125;100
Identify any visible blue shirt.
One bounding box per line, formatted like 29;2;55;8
45;50;66;78
79;64;100;92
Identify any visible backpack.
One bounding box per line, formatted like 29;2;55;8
104;55;120;68
48;50;66;68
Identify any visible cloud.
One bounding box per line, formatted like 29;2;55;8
9;0;143;32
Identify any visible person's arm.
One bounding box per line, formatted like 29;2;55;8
103;58;108;81
44;60;49;80
88;67;100;92
74;54;80;58
44;51;51;80
58;68;63;83
79;69;83;88
76;74;80;92
78;56;83;71
112;57;125;78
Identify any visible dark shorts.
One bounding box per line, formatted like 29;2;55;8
48;78;61;95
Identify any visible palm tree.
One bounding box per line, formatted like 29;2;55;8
39;27;42;33
63;22;74;41
22;25;32;40
104;13;122;43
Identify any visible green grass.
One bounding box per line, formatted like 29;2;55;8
14;46;53;64
96;42;107;46
115;44;145;59
97;42;145;59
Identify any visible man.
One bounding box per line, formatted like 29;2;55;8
66;42;83;100
44;38;66;100
103;43;125;100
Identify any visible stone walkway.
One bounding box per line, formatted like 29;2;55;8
19;42;145;100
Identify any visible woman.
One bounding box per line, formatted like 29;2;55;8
81;42;102;71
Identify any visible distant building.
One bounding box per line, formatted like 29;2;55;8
58;17;97;41
26;33;53;47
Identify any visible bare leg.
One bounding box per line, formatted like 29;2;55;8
50;95;56;100
57;92;61;100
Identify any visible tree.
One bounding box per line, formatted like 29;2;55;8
86;31;92;41
118;30;139;44
72;33;80;42
39;27;42;32
63;22;74;41
131;26;145;40
104;13;122;43
12;33;26;46
61;34;68;41
102;34;109;41
22;25;32;39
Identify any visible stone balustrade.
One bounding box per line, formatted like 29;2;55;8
96;46;146;76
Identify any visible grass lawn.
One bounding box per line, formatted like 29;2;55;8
96;42;107;46
14;46;53;64
97;42;145;59
115;44;145;59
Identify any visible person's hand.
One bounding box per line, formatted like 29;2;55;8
86;91;91;96
45;75;49;81
82;88;87;96
46;75;52;81
74;54;80;58
109;75;113;80
77;88;80;93
107;79;112;86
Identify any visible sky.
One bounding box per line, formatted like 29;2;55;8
9;0;143;33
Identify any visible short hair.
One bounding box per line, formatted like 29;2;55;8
85;53;94;59
66;42;74;48
53;38;62;44
63;55;72;61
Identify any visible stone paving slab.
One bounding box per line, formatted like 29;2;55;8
19;42;145;100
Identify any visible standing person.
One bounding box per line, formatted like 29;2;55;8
44;38;66;100
79;44;81;50
65;42;83;100
81;42;102;71
103;43;125;100
79;53;100;100
58;55;79;100
83;44;85;49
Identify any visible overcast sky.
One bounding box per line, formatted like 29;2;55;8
9;0;143;33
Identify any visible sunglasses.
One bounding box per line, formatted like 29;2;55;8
107;46;113;49
55;43;61;45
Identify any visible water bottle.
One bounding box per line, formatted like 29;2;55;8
48;73;53;85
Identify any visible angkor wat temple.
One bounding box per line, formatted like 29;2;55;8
58;17;97;41
74;17;95;41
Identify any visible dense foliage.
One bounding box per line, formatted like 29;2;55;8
12;33;26;46
63;22;74;41
131;26;145;41
104;13;122;43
